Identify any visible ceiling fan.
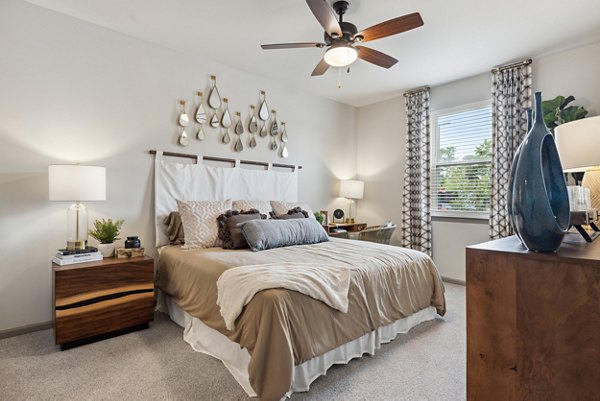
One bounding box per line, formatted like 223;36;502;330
261;0;424;76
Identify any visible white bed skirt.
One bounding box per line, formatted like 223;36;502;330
159;295;436;399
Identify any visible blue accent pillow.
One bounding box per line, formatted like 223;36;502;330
239;218;329;252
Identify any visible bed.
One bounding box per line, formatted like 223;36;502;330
151;151;446;401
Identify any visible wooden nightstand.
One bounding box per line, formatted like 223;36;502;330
325;222;367;237
52;256;154;350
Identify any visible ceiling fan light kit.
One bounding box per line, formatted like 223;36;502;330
261;0;424;77
324;42;358;67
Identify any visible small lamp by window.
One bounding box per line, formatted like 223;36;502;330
339;179;364;223
49;165;106;250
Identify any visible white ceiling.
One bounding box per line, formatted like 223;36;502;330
24;0;600;107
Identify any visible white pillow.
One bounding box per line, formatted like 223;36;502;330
270;201;315;219
176;199;232;248
232;200;272;217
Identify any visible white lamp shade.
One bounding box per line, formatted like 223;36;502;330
48;165;106;201
555;116;600;172
339;180;364;200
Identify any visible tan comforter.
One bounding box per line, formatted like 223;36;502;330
157;238;446;401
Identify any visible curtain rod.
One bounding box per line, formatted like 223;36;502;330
148;150;302;170
492;58;532;73
403;86;430;97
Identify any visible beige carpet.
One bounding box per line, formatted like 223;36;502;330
0;283;465;401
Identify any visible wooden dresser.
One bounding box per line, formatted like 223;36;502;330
52;256;154;350
466;236;600;400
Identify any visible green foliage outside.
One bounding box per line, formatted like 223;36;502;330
437;139;492;212
88;218;124;244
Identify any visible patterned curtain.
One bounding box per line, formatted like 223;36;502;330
401;87;432;256
490;61;532;239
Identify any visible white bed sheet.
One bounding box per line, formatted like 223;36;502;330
159;294;437;399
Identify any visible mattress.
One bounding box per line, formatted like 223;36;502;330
156;238;446;401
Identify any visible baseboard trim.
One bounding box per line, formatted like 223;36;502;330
0;321;53;340
442;276;465;286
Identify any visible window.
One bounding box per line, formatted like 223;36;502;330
431;102;492;218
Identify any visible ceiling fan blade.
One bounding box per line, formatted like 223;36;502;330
311;58;330;76
306;0;342;37
355;12;424;43
261;42;325;50
356;46;398;69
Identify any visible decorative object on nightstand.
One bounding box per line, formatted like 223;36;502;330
339;179;364;223
52;256;154;350
332;208;345;223
88;218;124;258
510;91;570;252
48;164;106;251
125;236;141;248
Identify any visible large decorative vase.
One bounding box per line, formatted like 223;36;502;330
507;108;532;243
510;91;570;252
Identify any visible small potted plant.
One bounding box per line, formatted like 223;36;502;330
88;218;124;257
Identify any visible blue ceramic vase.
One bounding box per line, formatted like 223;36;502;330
507;108;532;243
510;91;570;252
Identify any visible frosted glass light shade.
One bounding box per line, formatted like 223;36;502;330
340;180;364;199
48;165;106;201
324;44;358;67
555;116;600;172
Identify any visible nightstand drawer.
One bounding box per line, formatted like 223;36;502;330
55;292;154;344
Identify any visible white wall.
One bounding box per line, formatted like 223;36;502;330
0;0;357;332
356;40;600;282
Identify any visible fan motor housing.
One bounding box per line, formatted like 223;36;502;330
324;21;358;44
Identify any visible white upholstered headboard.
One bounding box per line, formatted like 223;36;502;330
153;151;299;247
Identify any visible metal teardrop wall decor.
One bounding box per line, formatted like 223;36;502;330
210;112;220;128
178;127;189;146
248;105;259;134
259;90;270;121
208;75;222;109
195;92;207;124
281;144;288;158
178;100;189;127
234;112;244;152
221;98;232;128
222;129;231;144
280;121;288;143
259;123;267;137
196;125;205;141
270;110;279;136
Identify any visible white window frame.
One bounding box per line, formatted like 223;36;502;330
430;100;492;220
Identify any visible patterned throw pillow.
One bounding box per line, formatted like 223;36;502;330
270;201;315;218
269;206;309;220
232;200;273;217
217;209;267;249
176;199;232;249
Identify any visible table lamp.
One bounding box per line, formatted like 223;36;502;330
339;179;364;223
49;165;106;250
555;116;600;242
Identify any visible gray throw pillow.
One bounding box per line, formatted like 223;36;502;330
239;218;329;252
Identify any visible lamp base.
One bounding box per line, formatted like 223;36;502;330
67;240;86;251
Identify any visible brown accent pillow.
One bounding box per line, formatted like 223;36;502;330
165;211;185;245
217;209;267;249
269;207;309;220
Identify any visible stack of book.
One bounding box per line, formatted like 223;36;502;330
52;247;103;266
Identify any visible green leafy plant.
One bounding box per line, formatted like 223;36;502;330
314;211;324;224
542;95;588;132
88;218;124;244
